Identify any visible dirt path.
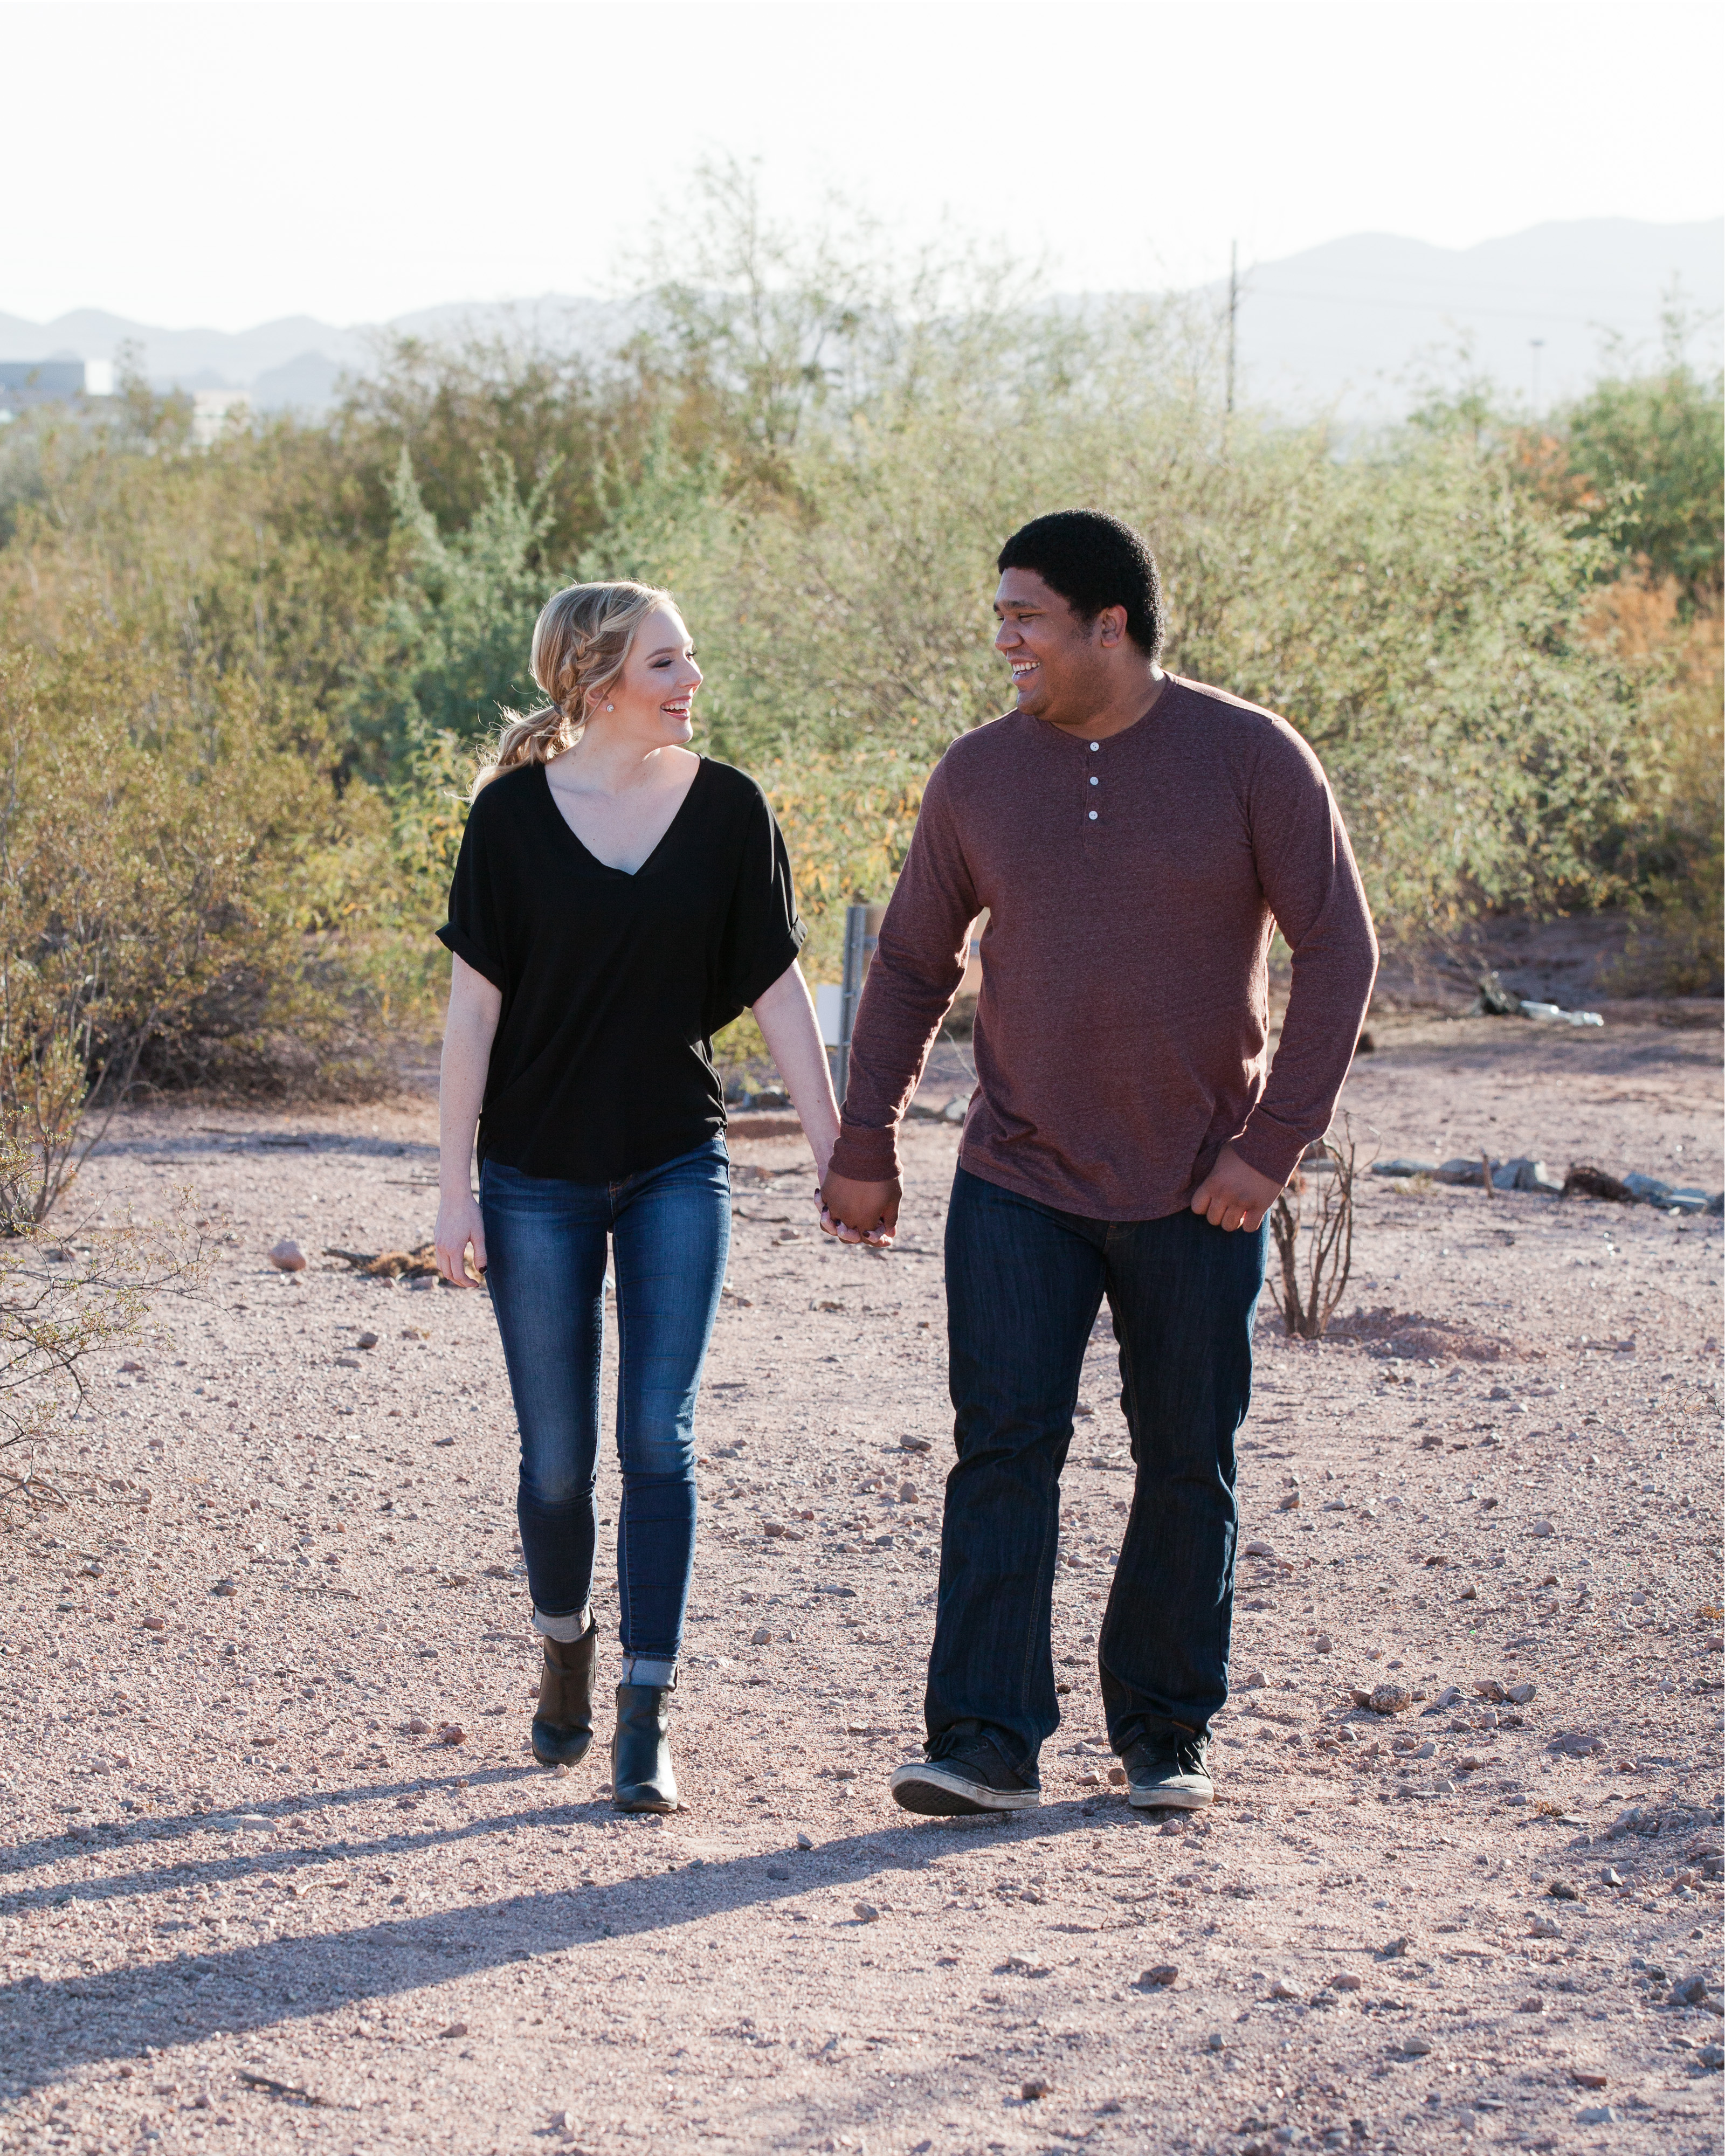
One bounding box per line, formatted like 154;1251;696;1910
1;1013;1720;2156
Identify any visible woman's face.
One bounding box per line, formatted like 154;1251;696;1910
603;604;702;746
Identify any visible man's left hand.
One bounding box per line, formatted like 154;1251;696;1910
1190;1144;1284;1232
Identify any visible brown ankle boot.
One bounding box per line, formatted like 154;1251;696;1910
531;1622;596;1767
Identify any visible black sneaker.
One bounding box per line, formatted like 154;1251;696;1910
1121;1731;1213;1811
889;1730;1041;1816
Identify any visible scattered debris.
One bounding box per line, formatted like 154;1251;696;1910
267;1238;307;1272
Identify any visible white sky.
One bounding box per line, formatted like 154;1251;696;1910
4;0;1721;329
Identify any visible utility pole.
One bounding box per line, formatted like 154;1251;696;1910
1226;240;1238;416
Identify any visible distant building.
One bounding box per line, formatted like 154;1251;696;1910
190;389;251;446
0;358;112;419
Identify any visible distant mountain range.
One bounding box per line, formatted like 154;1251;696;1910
1;219;1717;420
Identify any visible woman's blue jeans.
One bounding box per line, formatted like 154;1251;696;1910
930;1165;1266;1774
479;1139;730;1670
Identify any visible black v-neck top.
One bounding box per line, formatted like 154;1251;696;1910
437;756;805;1182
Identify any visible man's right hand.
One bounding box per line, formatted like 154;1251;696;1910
819;1171;901;1246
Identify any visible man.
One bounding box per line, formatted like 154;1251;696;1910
820;510;1376;1815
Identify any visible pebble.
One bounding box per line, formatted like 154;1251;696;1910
1572;2070;1609;2090
796;1833;814;1850
1547;1881;1578;1902
1140;1965;1178;1987
1239;1670;1268;1690
439;2021;468;2040
1529;1520;1556;1539
1278;1491;1301;1512
751;1627;774;1646
853;1901;880;1924
765;1863;791;1881
1368;1684;1412;1715
355;1331;379;1350
1328;1973;1363;1992
1269;1979;1299;2000
1401;2035;1433;2057
900;1436;932;1454
1603;1867;1625;1888
1313;1634;1334;1655
212;1579;238;1597
1206;2032;1226;2053
1241;1540;1280;1561
1381;1937;1411;1959
1529;1918;1562;1939
1517;1994;1545;2013
405;1717;432;1735
141;1616;166;1632
1022;2078;1050;2101
1505;1681;1537;1704
1577;2106;1615;2126
267;1238;307;1272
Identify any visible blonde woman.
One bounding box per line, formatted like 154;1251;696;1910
433;582;838;1813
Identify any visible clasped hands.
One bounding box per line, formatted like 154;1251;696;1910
817;1142;1284;1245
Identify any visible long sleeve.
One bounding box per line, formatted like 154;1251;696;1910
1230;727;1379;1186
826;758;977;1184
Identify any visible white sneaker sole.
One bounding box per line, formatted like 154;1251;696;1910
889;1761;1041;1815
1128;1775;1214;1811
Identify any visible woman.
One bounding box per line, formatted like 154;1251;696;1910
433;580;838;1813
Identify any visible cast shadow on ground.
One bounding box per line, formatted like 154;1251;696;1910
1;1766;1177;2093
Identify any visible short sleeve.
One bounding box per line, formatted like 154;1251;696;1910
436;802;508;991
724;786;806;1010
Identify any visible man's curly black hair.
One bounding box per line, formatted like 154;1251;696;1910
997;509;1164;662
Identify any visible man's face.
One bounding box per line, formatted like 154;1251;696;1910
992;568;1112;720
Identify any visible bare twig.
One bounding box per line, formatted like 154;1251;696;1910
1265;1117;1367;1340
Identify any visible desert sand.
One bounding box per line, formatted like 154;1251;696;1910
1;1010;1720;2156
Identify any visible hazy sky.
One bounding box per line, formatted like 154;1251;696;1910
5;0;1721;329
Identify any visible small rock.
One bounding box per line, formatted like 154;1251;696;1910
1529;1917;1562;1939
1516;1994;1545;2013
1381;1937;1411;1958
1431;1778;1457;1795
751;1627;774;1646
355;1331;379;1350
212;1580;238;1598
898;1481;919;1502
1107;1766;1126;1786
1240;1670;1268;1690
762;1521;787;1538
1241;1540;1280;1560
1369;1683;1412;1715
1572;2070;1608;2090
1021;2078;1050;2102
899;1436;932;1454
1603;1867;1625;1888
1140;1965;1179;1987
1206;2031;1226;2053
141;1616;167;1632
1697;2043;1724;2070
436;1724;467;1746
853;1901;880;1924
1669;1975;1714;2007
231;1814;274;1833
438;2021;467;2039
1505;1681;1537;1704
1401;2035;1433;2057
405;1717;432;1735
1269;1979;1299;2000
1529;1519;1556;1539
267;1238;307;1272
1577;2107;1615;2126
765;1863;791;1881
1278;1490;1301;1512
1474;1678;1507;1703
1328;1973;1363;1992
1547;1880;1578;1902
796;1832;814;1850
1313;1634;1334;1655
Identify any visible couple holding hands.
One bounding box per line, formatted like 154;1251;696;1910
433;510;1377;1818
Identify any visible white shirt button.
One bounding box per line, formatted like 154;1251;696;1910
1089;775;1099;785
1089;741;1100;751
1088;810;1098;820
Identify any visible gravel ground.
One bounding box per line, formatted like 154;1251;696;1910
1;1011;1721;2156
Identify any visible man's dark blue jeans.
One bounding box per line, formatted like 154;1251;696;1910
928;1164;1266;1776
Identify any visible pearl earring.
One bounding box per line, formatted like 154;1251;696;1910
605;702;614;712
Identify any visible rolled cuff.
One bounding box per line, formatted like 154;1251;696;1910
436;920;506;992
827;1117;901;1185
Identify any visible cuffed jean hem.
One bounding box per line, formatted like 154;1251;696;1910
620;1656;677;1688
534;1605;594;1644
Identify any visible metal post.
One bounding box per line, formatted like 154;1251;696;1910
1226;239;1238;417
834;902;885;1105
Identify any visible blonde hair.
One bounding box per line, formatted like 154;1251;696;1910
471;579;675;798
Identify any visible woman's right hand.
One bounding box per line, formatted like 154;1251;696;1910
435;1192;488;1287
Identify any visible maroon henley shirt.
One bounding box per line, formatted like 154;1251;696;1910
826;675;1379;1221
